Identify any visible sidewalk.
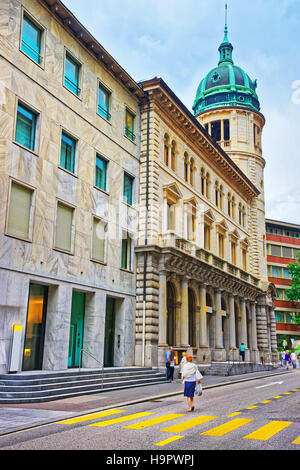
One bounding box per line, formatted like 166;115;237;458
0;367;295;436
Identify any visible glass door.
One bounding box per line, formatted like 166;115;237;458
104;298;116;367
68;291;85;368
23;284;48;371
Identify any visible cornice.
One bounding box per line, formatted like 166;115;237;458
140;78;260;201
39;0;144;100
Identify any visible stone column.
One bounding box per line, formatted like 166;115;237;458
240;299;247;347
256;295;271;363
158;270;168;367
180;277;189;348
269;307;278;363
215;290;223;349
212;289;226;361
158;271;168;347
228;294;236;349
199;284;208;348
250;302;258;350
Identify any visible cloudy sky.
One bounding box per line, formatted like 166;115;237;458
63;0;300;224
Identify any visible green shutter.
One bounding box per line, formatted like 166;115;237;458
98;86;110;120
121;238;127;269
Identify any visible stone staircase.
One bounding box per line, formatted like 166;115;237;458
204;361;277;376
0;367;168;404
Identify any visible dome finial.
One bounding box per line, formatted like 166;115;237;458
218;2;233;65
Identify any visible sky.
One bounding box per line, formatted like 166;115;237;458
63;0;300;225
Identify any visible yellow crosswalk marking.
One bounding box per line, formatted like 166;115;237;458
292;436;300;445
123;414;185;429
58;409;126;424
283;393;291;395
89;412;153;427
261;400;271;404
155;436;184;446
246;406;258;409
273;396;283;399
200;418;253;437
160;415;218;433
244;421;292;441
227;412;241;417
292;389;300;391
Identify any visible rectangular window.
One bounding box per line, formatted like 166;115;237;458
223;119;230;140
125;109;135;141
64;53;80;96
7;181;33;239
60;131;76;173
54;202;74;252
269;244;281;257
282;246;293;258
15;102;37;151
95;155;108;191
242;248;247;271
231;241;237;265
167;203;176;231
204;224;211;251
211;120;221;141
123;172;134;206
121;234;132;270
21;14;42;64
98;85;111;120
92;217;106;262
218;234;225;259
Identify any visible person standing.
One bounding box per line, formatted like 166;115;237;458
284;350;291;370
165;347;173;382
281;349;286;367
239;342;245;362
291;351;297;369
169;349;175;381
181;355;202;412
179;352;187;378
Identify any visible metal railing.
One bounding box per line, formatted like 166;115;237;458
79;349;104;389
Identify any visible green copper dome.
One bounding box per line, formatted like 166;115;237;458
193;6;260;115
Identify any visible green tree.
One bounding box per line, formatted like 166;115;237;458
286;252;300;325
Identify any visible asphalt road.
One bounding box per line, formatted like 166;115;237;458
0;371;299;452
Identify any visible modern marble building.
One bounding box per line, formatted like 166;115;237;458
0;0;143;373
134;17;278;368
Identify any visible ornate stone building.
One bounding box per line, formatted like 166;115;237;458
0;0;143;373
135;17;278;368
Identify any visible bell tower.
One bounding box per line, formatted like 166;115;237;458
193;4;268;288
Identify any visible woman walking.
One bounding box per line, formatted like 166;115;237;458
181;355;202;412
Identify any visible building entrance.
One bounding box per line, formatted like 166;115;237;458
68;291;86;368
104;298;116;367
23;283;48;371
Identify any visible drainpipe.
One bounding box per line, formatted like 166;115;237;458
142;91;150;367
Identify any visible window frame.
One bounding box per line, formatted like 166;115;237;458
5;178;36;242
97;81;111;121
53;199;75;254
20;9;46;68
121;231;133;272
124;108;136;142
59;129;77;175
14;99;40;154
91;215;108;264
123;171;134;207
63;49;82;98
95;153;109;193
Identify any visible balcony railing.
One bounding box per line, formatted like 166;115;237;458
160;234;260;287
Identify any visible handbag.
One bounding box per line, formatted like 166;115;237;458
195;383;203;396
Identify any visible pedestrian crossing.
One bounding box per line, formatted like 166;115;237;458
57;388;300;448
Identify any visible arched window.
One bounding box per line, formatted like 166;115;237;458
220;185;224;210
215;181;220;207
184;152;189;182
164;134;169;166
200;168;205;196
227;192;232;216
206;172;211;199
238;203;242;225
190;158;194;186
171;140;176;171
